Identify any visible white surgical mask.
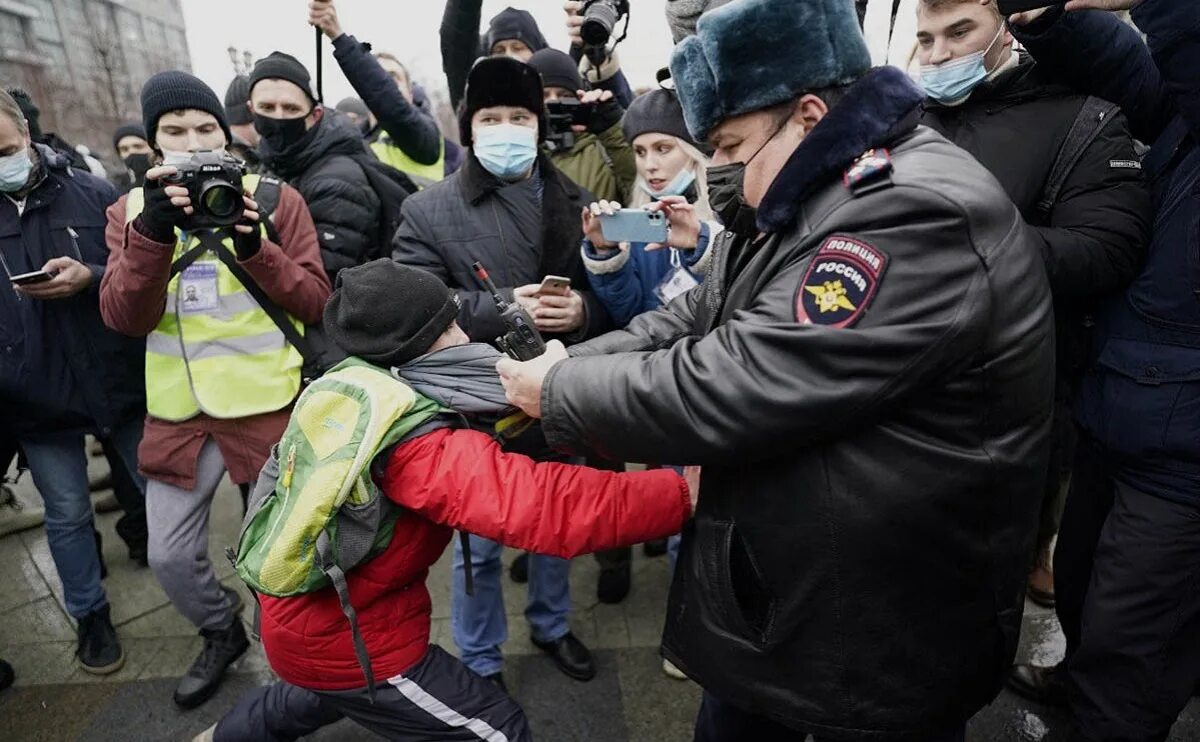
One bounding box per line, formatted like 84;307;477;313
639;168;697;199
473;124;538;180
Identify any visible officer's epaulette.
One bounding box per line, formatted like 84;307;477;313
843;148;893;197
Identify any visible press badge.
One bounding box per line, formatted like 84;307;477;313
654;251;700;304
178;263;219;313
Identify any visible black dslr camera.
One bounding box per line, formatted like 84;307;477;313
161;150;246;230
545;99;595;153
580;0;630;67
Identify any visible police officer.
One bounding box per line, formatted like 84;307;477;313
497;0;1055;738
1004;1;1200;739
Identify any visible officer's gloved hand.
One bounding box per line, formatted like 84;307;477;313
232;190;263;261
137;178;183;244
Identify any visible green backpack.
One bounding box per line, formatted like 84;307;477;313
231;357;447;692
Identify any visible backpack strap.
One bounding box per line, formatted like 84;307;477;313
192;230;319;372
1037;96;1121;222
316;531;378;701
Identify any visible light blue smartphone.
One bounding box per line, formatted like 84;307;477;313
599;209;669;244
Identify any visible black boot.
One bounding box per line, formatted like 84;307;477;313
509;552;529;584
532;632;595;682
173;620;249;709
483;672;507;694
597;564;631;604
77;604;125;675
1007;662;1067;707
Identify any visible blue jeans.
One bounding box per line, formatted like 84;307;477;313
450;534;571;677
21;418;145;618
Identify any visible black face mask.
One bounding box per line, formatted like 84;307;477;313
123;152;152;186
705;117;789;236
253;113;311;154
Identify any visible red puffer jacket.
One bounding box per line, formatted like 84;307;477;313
259;426;690;690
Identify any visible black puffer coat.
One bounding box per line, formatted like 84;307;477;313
259;111;381;282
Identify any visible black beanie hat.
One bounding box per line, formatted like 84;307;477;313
528;49;583;94
112;122;147;152
224;75;254;126
324;259;462;368
485;7;548;55
458;57;547;146
250;52;316;105
621;88;695;146
6;88;42;140
140;71;231;148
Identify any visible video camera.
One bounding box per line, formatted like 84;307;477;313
161;150;246;230
545;99;595;153
579;0;630;67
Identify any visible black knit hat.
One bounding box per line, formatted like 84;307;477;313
622;88;695;145
528;49;583;94
224;75;253;126
458;57;547;146
6;88;42;140
112;122;147;153
324;259;462;368
249;52;316;105
140;71;231;148
485;7;548;54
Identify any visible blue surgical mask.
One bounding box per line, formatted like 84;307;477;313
639;168;697;199
0;148;33;192
919;25;1005;105
473;124;538;180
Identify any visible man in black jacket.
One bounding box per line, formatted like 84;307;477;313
248;51;383;283
393;56;611;690
496;0;1055;738
915;0;1150;609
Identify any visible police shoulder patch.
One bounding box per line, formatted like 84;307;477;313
794;235;889;328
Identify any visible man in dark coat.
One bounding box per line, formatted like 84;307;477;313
0;88;145;677
393;56;611;690
914;0;1151;608
1002;1;1200;738
496;0;1055;738
249;51;383;283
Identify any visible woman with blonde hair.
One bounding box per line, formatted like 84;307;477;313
580;87;723;328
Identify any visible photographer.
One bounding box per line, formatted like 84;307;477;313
308;0;448;187
99;70;331;710
530;48;636;203
0;87;145;679
392;56;612;690
999;1;1200;738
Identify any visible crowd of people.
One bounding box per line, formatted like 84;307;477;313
0;0;1196;739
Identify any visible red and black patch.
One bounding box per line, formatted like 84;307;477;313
794;235;889;328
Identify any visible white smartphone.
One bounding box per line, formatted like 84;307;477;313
537;275;572;296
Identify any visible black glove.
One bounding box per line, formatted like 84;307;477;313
589;97;624;135
135;179;181;243
232;215;262;261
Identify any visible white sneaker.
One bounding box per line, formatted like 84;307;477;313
662;658;687;681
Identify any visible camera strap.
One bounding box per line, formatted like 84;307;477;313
191;230;317;365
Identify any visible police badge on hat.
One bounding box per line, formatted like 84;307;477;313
795;235;889;328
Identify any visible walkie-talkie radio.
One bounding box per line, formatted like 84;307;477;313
473;262;547;361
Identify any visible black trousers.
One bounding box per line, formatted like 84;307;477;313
693;692;965;742
99;436;147;548
1056;437;1200;742
214;645;531;741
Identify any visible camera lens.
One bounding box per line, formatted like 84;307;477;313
581;0;620;46
199;181;242;220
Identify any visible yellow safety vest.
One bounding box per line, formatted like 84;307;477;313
125;174;303;422
370;137;444;189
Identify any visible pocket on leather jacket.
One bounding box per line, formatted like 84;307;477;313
699;520;777;646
